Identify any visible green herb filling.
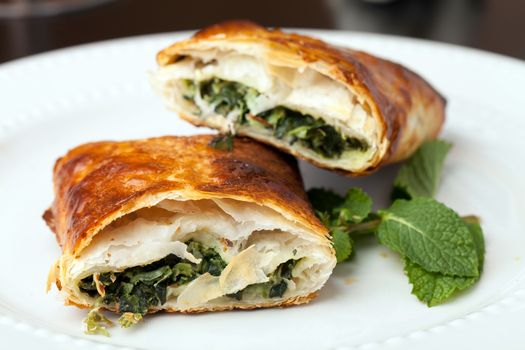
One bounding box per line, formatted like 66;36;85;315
230;259;299;300
79;240;300;314
184;78;368;158
78;240;226;315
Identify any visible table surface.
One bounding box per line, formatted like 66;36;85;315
0;0;524;64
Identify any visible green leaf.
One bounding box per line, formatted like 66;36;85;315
332;228;354;263
465;219;485;268
209;133;233;151
377;197;479;277
129;266;172;285
118;312;143;328
307;188;373;263
404;258;477;306
172;262;195;277
316;210;333;228
392;140;452;200
307;188;344;213
307;187;372;225
288;125;313;139
83;308;113;336
266;107;286;126
199;78;253;116
335;188;373;224
405;218;485;306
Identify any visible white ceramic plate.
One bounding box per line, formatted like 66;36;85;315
1;30;525;350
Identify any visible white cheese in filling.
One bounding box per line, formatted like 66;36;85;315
65;198;334;311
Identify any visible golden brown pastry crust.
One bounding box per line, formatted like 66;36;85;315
157;20;446;175
43;135;328;256
65;292;318;314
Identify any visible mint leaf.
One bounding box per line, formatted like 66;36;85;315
307;188;373;263
392;140;452;200
404;258;477;306
335;188;372;224
465;220;485;268
405;219;485;306
307;188;344;213
307;188;372;223
377;197;479;277
316;210;333;228
332;228;353;263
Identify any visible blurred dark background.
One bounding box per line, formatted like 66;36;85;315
0;0;524;64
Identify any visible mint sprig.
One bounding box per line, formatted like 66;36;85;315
308;188;373;263
308;139;486;307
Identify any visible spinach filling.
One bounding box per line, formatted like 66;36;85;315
78;240;227;315
229;259;299;300
184;78;368;158
79;239;301;314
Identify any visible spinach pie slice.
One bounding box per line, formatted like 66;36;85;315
152;21;446;175
44;135;335;317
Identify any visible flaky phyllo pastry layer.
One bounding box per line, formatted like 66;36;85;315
44;136;336;314
152;21;446;175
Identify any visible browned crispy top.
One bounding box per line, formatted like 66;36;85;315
157;21;446;171
43;135;327;255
